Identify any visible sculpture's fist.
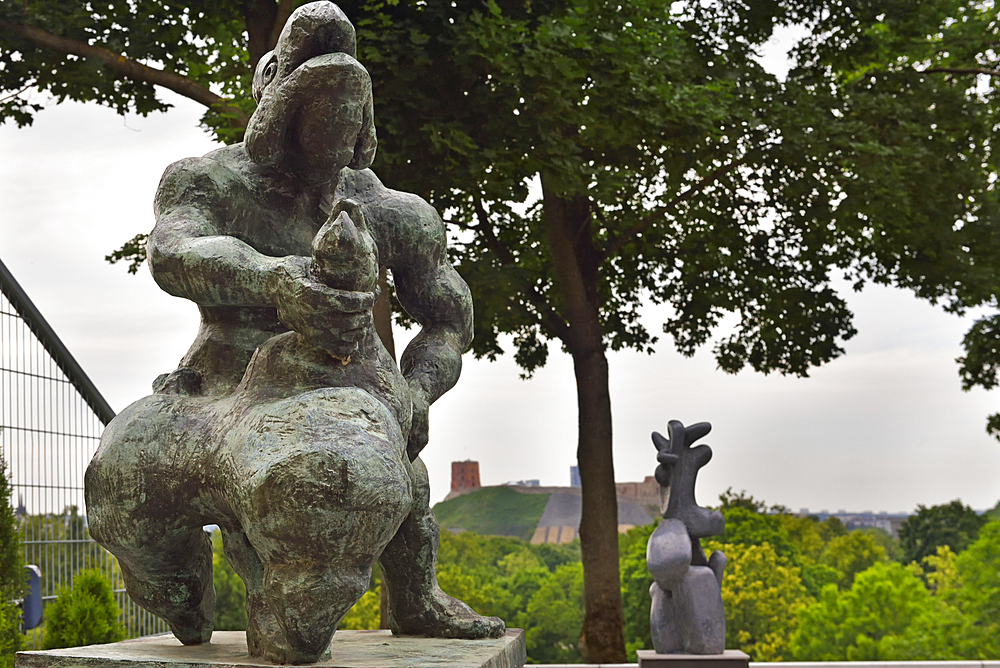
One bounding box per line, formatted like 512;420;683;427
273;258;376;360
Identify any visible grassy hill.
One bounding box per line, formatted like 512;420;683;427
432;487;550;541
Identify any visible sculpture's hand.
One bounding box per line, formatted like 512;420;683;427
406;389;429;462
273;258;376;359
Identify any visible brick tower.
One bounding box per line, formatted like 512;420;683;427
450;460;481;493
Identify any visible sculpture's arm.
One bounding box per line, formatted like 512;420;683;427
390;201;474;461
148;157;304;308
149;157;373;358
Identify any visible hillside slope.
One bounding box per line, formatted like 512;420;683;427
432;487;550;540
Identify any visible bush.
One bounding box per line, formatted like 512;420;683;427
42;570;124;649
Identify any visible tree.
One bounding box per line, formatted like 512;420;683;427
0;455;25;668
952;519;1000;634
0;0;261;143
351;2;1000;658
42;569;124;650
819;530;887;589
958;312;1000;439
898;500;987;565
790;562;937;661
5;0;999;660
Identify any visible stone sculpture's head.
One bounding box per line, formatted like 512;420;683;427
245;1;377;183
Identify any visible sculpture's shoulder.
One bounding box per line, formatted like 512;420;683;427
154;145;254;219
336;168;446;266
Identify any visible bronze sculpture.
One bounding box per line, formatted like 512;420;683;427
85;3;503;663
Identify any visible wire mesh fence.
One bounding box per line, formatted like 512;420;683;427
0;262;168;646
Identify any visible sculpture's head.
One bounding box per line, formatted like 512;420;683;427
245;2;377;183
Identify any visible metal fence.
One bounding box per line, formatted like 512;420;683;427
0;257;168;646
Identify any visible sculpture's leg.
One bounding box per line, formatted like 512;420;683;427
675;566;726;654
218;528;293;661
379;457;505;639
111;529;215;644
233;389;414;663
649;582;682;654
85;396;216;645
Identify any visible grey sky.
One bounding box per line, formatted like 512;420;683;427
1;86;997;515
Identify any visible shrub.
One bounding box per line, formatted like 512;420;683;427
42;570;124;649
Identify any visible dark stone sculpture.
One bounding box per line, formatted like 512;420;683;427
646;420;727;655
84;2;503;664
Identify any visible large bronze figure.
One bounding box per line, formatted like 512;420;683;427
84;3;503;663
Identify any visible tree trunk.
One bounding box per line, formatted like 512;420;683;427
242;0;279;68
541;175;625;663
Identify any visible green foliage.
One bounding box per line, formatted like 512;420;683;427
432;488;550;540
0;0;256;142
20;508;100;587
819;530;888;589
42;569;124;650
431;531;586;662
211;532;247;632
706;541;811;661
791;562;936;661
717;507;798;561
338;585;381;630
519;562;584;664
899;500;987;564
618;522;656;660
953;519;1000;633
351;0;1000;381
860;527;903;563
0;455;25;668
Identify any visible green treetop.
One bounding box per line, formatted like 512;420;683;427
899;500;988;564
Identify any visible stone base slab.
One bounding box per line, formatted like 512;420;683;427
16;630;526;668
637;650;749;668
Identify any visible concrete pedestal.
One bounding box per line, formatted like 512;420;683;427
637;650;749;668
16;630;526;668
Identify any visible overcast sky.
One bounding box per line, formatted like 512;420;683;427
1;61;998;515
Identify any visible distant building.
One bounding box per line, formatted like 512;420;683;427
570;466;581;487
616;476;659;506
450;461;481;493
505;479;540;487
796;508;910;538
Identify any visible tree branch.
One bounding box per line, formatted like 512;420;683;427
924;67;999;77
599;156;748;263
0;82;35;104
471;194;571;342
1;21;250;129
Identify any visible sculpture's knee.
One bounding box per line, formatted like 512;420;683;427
647;518;692;588
86;395;216;548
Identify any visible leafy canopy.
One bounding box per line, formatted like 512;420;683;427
898;500;987;564
356;0;999;379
